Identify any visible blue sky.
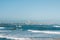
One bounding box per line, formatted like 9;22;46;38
0;0;60;23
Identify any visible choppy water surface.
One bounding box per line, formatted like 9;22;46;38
0;25;60;40
0;38;14;40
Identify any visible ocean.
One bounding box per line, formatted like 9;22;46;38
0;38;13;40
0;25;60;40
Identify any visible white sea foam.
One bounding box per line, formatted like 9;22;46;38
28;30;60;34
0;27;5;29
0;35;21;40
0;30;12;32
53;25;60;27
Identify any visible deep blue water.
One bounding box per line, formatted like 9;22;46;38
21;25;60;31
0;38;12;40
0;24;60;40
0;24;60;31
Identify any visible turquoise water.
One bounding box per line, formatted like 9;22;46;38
0;38;13;40
21;25;60;31
0;25;60;40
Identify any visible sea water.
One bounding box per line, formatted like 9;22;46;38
0;25;60;40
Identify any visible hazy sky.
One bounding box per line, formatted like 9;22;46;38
0;0;60;23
